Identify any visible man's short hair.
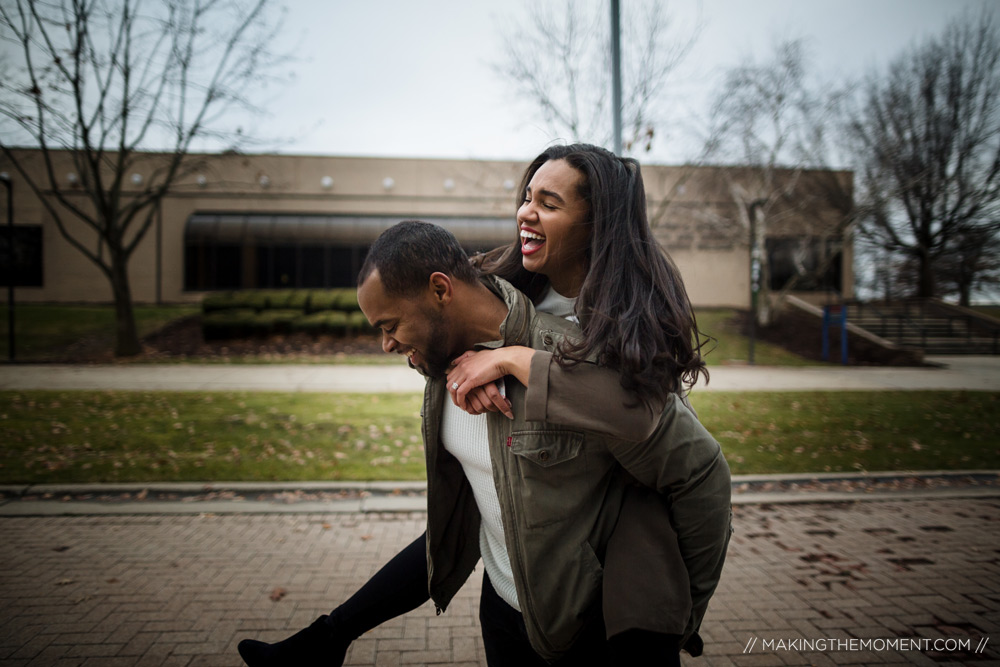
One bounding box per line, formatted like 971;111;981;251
358;220;480;296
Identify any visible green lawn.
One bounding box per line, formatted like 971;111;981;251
0;303;818;366
692;391;999;474
0;390;425;483
4;301;995;365
0;304;199;359
695;309;818;367
2;389;996;484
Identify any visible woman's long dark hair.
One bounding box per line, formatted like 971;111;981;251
478;143;708;405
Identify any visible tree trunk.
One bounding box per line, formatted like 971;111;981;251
756;279;772;326
753;205;772;327
917;250;935;298
958;280;972;308
110;250;141;357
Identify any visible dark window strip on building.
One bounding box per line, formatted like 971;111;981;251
0;225;44;287
183;213;514;291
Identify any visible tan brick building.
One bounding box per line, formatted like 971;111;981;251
0;149;854;308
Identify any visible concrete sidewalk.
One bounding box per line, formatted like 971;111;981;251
2;355;1000;392
1;499;997;666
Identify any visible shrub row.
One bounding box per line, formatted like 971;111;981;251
202;289;360;314
200;289;371;340
202;308;375;340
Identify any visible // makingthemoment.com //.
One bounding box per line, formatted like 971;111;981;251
743;636;991;655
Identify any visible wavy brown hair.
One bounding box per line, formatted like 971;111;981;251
477;143;708;405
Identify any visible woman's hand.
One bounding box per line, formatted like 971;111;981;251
447;347;534;419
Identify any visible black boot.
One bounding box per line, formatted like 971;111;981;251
238;615;350;666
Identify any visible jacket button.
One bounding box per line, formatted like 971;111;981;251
542;334;553;345
538;450;549;461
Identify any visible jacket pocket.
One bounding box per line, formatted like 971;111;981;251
508;430;585;528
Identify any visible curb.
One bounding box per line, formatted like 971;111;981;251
1;471;998;516
0;480;429;497
731;469;1000;504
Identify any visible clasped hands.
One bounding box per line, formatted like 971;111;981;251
446;346;535;420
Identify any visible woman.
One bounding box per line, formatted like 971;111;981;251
238;144;721;667
450;143;706;431
452;144;717;664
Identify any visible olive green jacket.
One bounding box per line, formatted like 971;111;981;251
423;277;731;661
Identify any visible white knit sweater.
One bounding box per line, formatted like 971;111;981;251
437;289;579;612
440;386;520;610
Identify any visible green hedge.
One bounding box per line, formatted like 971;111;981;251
202;309;258;340
293;311;350;335
249;309;301;336
349;310;375;333
303;288;360;314
200;289;371;340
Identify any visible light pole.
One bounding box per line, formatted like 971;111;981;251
610;0;623;155
0;172;13;361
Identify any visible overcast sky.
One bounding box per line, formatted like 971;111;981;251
248;0;996;165
4;0;991;163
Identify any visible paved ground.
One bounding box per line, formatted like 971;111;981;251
0;499;997;667
2;359;999;665
2;355;1000;393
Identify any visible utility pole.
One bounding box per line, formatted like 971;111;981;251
610;0;623;155
0;172;14;362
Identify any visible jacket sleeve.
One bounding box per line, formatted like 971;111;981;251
604;394;733;636
523;350;669;441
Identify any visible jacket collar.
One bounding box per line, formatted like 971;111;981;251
478;275;533;350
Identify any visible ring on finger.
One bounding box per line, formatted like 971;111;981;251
451;382;459;391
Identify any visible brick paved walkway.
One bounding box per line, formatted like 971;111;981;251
1;499;997;666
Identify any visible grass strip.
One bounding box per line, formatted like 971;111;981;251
0;391;424;483
692;390;1000;474
1;390;998;484
0;304;199;359
1;304;818;367
695;309;819;367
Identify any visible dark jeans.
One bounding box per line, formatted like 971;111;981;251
329;532;681;667
479;572;613;666
326;533;429;640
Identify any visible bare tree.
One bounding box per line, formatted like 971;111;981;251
493;0;700;154
937;225;1000;306
702;39;853;326
844;9;1000;301
0;0;284;356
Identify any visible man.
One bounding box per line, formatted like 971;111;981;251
357;221;731;665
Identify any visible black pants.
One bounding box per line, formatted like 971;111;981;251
480;572;613;666
328;531;681;667
478;573;682;667
325;532;429;640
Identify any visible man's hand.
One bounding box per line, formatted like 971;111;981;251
445;347;533;419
